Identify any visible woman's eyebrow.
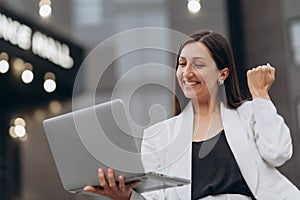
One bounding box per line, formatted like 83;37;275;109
192;57;205;60
179;56;204;59
178;56;205;61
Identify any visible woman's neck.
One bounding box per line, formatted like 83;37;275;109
191;98;220;116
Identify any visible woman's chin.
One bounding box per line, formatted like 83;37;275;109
183;91;198;99
183;91;211;101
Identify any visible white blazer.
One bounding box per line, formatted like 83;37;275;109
130;98;300;200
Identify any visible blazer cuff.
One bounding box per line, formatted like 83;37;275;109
251;98;277;115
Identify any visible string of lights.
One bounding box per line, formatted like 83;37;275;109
0;52;57;141
0;5;83;145
0;52;57;91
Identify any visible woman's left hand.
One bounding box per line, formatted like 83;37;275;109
83;168;140;200
247;63;275;100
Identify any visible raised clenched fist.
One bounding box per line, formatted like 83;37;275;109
247;63;275;100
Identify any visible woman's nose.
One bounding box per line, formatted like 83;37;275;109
182;63;194;77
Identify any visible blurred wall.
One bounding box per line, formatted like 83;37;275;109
281;0;300;186
239;0;300;187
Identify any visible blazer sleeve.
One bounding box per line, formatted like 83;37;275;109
129;125;166;200
251;98;293;167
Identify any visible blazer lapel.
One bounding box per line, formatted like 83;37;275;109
168;102;193;199
221;103;258;195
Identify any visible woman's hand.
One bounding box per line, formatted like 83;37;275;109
247;63;275;100
83;168;140;200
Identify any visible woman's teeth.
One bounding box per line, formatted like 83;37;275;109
184;81;199;86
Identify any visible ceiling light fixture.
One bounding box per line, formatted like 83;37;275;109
187;0;201;14
0;52;9;74
39;0;52;18
21;63;34;84
43;72;56;93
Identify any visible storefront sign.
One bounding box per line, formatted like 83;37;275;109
0;12;74;69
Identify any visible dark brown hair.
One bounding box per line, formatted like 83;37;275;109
174;30;243;115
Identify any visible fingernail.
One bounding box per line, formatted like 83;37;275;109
83;186;88;191
98;168;102;174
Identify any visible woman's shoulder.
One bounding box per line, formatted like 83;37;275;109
237;100;252;112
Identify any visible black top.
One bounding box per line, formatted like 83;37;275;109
191;130;255;200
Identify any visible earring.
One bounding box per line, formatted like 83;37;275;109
218;79;224;85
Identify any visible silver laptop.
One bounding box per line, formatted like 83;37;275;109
43;99;190;195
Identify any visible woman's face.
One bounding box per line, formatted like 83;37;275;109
176;42;221;101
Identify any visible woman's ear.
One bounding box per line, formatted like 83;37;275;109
219;67;229;81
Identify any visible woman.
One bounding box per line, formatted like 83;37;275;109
84;30;300;199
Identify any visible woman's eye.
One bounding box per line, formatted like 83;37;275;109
179;63;186;66
193;64;205;67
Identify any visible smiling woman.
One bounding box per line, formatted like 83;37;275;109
84;30;300;200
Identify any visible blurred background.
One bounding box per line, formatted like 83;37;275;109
0;0;299;199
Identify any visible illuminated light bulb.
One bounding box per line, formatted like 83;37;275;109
0;60;9;73
9;126;18;138
39;4;52;18
14;125;26;138
21;70;34;84
43;79;56;93
12;58;25;73
187;0;201;13
49;100;62;114
0;52;9;60
39;0;52;18
44;72;56;93
14;117;26;127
